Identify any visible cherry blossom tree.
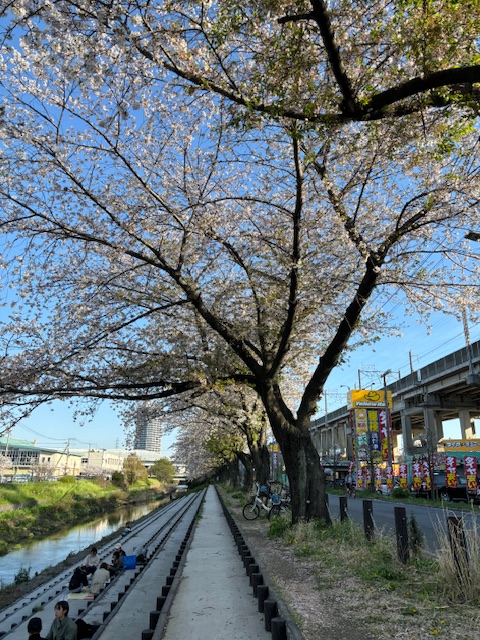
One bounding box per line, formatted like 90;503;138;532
0;453;13;481
166;385;271;486
0;1;479;521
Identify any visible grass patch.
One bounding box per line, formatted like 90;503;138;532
435;509;480;605
268;515;290;539
273;513;480;613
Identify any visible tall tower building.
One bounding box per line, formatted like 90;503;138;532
134;412;162;454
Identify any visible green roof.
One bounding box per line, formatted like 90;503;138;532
0;437;82;457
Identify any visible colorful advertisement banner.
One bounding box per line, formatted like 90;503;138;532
399;463;408;489
375;467;382;491
422;460;431;490
367;409;381;454
355;408;368;459
445;455;457;488
379;409;393;463
464;455;478;491
385;465;394;490
412;461;422;490
357;466;364;489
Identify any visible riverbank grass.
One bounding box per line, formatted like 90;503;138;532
0;478;165;555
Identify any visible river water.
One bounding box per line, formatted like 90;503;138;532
0;500;163;589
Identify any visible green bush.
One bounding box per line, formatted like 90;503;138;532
112;471;126;488
408;514;425;556
14;567;31;584
392;487;411;499
268;515;290;539
58;475;76;484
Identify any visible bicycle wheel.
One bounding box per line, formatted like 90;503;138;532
243;502;260;520
268;504;290;520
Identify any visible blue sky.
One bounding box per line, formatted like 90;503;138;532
324;310;480;438
9;309;479;453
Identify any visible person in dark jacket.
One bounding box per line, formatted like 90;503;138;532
46;601;77;640
28;617;47;640
108;550;123;576
68;567;88;593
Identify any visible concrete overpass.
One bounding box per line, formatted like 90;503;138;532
310;339;480;466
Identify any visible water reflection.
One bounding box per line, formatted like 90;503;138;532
0;501;162;589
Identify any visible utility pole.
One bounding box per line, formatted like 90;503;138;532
382;370;393;467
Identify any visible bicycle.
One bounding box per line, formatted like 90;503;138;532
268;497;291;520
346;483;356;499
242;482;291;520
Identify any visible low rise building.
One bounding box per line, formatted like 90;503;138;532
0;436;82;480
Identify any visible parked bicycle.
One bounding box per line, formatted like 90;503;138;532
242;481;291;520
346;483;356;499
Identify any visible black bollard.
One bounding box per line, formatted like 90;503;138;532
251;572;264;596
362;499;374;541
248;564;260;583
447;515;469;578
339;495;348;522
149;611;161;629
271;617;288;640
264;599;278;632
394;506;409;564
257;585;269;612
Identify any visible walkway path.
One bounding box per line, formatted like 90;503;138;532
161;486;271;640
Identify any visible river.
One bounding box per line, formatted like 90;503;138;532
0;500;164;589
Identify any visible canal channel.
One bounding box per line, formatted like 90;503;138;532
0;499;164;589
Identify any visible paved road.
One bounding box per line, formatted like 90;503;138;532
327;493;480;552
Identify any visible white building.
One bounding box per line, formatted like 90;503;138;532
134;413;162;453
71;448;164;477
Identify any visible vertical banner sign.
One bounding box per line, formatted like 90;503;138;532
355;409;368;459
357;466;364;489
375;467;382;491
412;461;423;490
386;465;394;491
379;409;388;461
422;460;431;490
379;409;393;463
445;455;457;488
349;410;356;458
399;463;408;489
367;409;381;455
464;456;478;491
366;466;372;489
347;391;392;463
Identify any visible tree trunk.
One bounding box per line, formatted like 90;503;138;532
250;443;270;486
272;422;330;524
237;452;254;491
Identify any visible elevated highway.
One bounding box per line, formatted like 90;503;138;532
310;340;480;465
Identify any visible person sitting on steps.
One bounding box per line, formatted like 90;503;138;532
68;567;88;593
28;617;47;640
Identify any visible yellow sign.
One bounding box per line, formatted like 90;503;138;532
347;389;392;409
442;439;480;452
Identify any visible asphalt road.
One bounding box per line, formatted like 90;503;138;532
327;493;480;553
